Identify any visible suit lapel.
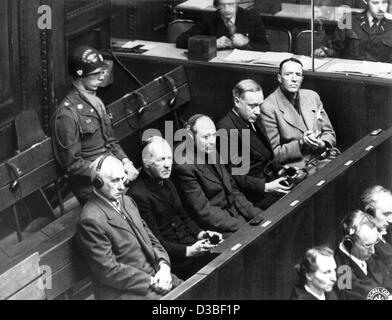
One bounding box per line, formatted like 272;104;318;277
93;194;134;234
276;88;307;133
121;196;156;263
357;12;371;35
298;90;317;132
141;171;173;205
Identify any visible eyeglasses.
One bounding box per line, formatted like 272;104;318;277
357;237;380;250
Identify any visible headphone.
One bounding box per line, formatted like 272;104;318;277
92;154;109;189
342;214;367;252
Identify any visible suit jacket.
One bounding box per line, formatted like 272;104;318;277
332;11;392;62
261;87;336;168
128;170;202;259
176;7;270;51
128;171;215;279
76;193;181;300
375;239;392;272
216;110;281;209
172;147;263;235
334;248;392;300
291;284;339;300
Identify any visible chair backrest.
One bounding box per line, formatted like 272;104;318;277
295;30;326;56
0;252;46;300
167;19;195;43
265;27;292;53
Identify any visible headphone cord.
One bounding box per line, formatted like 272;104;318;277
105;49;144;87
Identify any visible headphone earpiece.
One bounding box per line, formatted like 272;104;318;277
343;235;354;252
92;155;108;189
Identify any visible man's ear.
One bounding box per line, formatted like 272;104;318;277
277;73;282;84
305;272;313;283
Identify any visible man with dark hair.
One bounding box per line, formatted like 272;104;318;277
76;155;181;300
217;79;291;210
128;136;222;279
292;246;338;300
335;210;392;300
316;0;392;62
261;58;336;170
360;185;392;271
176;0;269;51
172;114;264;236
51;46;138;205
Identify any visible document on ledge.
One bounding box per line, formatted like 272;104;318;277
224;49;293;66
296;55;331;71
324;60;392;77
119;41;156;51
178;0;213;9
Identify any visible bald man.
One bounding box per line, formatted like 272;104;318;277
75;155;181;300
128;137;222;280
172;114;265;236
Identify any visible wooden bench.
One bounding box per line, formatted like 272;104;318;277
0;66;191;300
163;127;392;300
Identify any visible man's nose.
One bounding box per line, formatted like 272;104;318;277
254;107;261;115
331;272;337;282
369;245;375;255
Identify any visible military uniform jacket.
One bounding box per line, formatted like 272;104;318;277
176;7;270;52
128;171;202;259
51;87;127;201
333;11;392;62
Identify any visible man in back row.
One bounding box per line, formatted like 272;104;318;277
176;0;270;51
260;58;337;171
217;79;292;210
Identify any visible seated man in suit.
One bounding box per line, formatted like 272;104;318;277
360;185;392;271
51;45;138;205
335;210;392;300
316;0;392;62
128;136;222;279
292;246;338;300
76;155;181;300
260;58;337;171
217;79;292;210
172;114;265;236
176;0;270;51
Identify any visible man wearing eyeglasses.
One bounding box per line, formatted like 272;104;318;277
335;210;392;300
176;0;269;51
360;186;392;271
51;46;139;205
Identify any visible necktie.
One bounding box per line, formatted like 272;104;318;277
225;19;236;38
371;18;380;33
249;123;256;132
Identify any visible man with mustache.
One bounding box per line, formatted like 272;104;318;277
360;185;392;271
176;0;269;51
51;46;138;205
128;136;222;279
335;210;392;300
316;0;392;62
260;58;336;170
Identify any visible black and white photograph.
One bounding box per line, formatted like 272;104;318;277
0;0;392;306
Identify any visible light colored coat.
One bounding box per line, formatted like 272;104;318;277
261;87;336;168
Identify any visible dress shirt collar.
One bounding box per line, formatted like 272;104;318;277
367;12;382;27
339;242;368;275
304;284;326;300
94;190;125;217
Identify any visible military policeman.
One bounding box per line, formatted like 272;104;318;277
316;0;392;62
51;46;138;205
